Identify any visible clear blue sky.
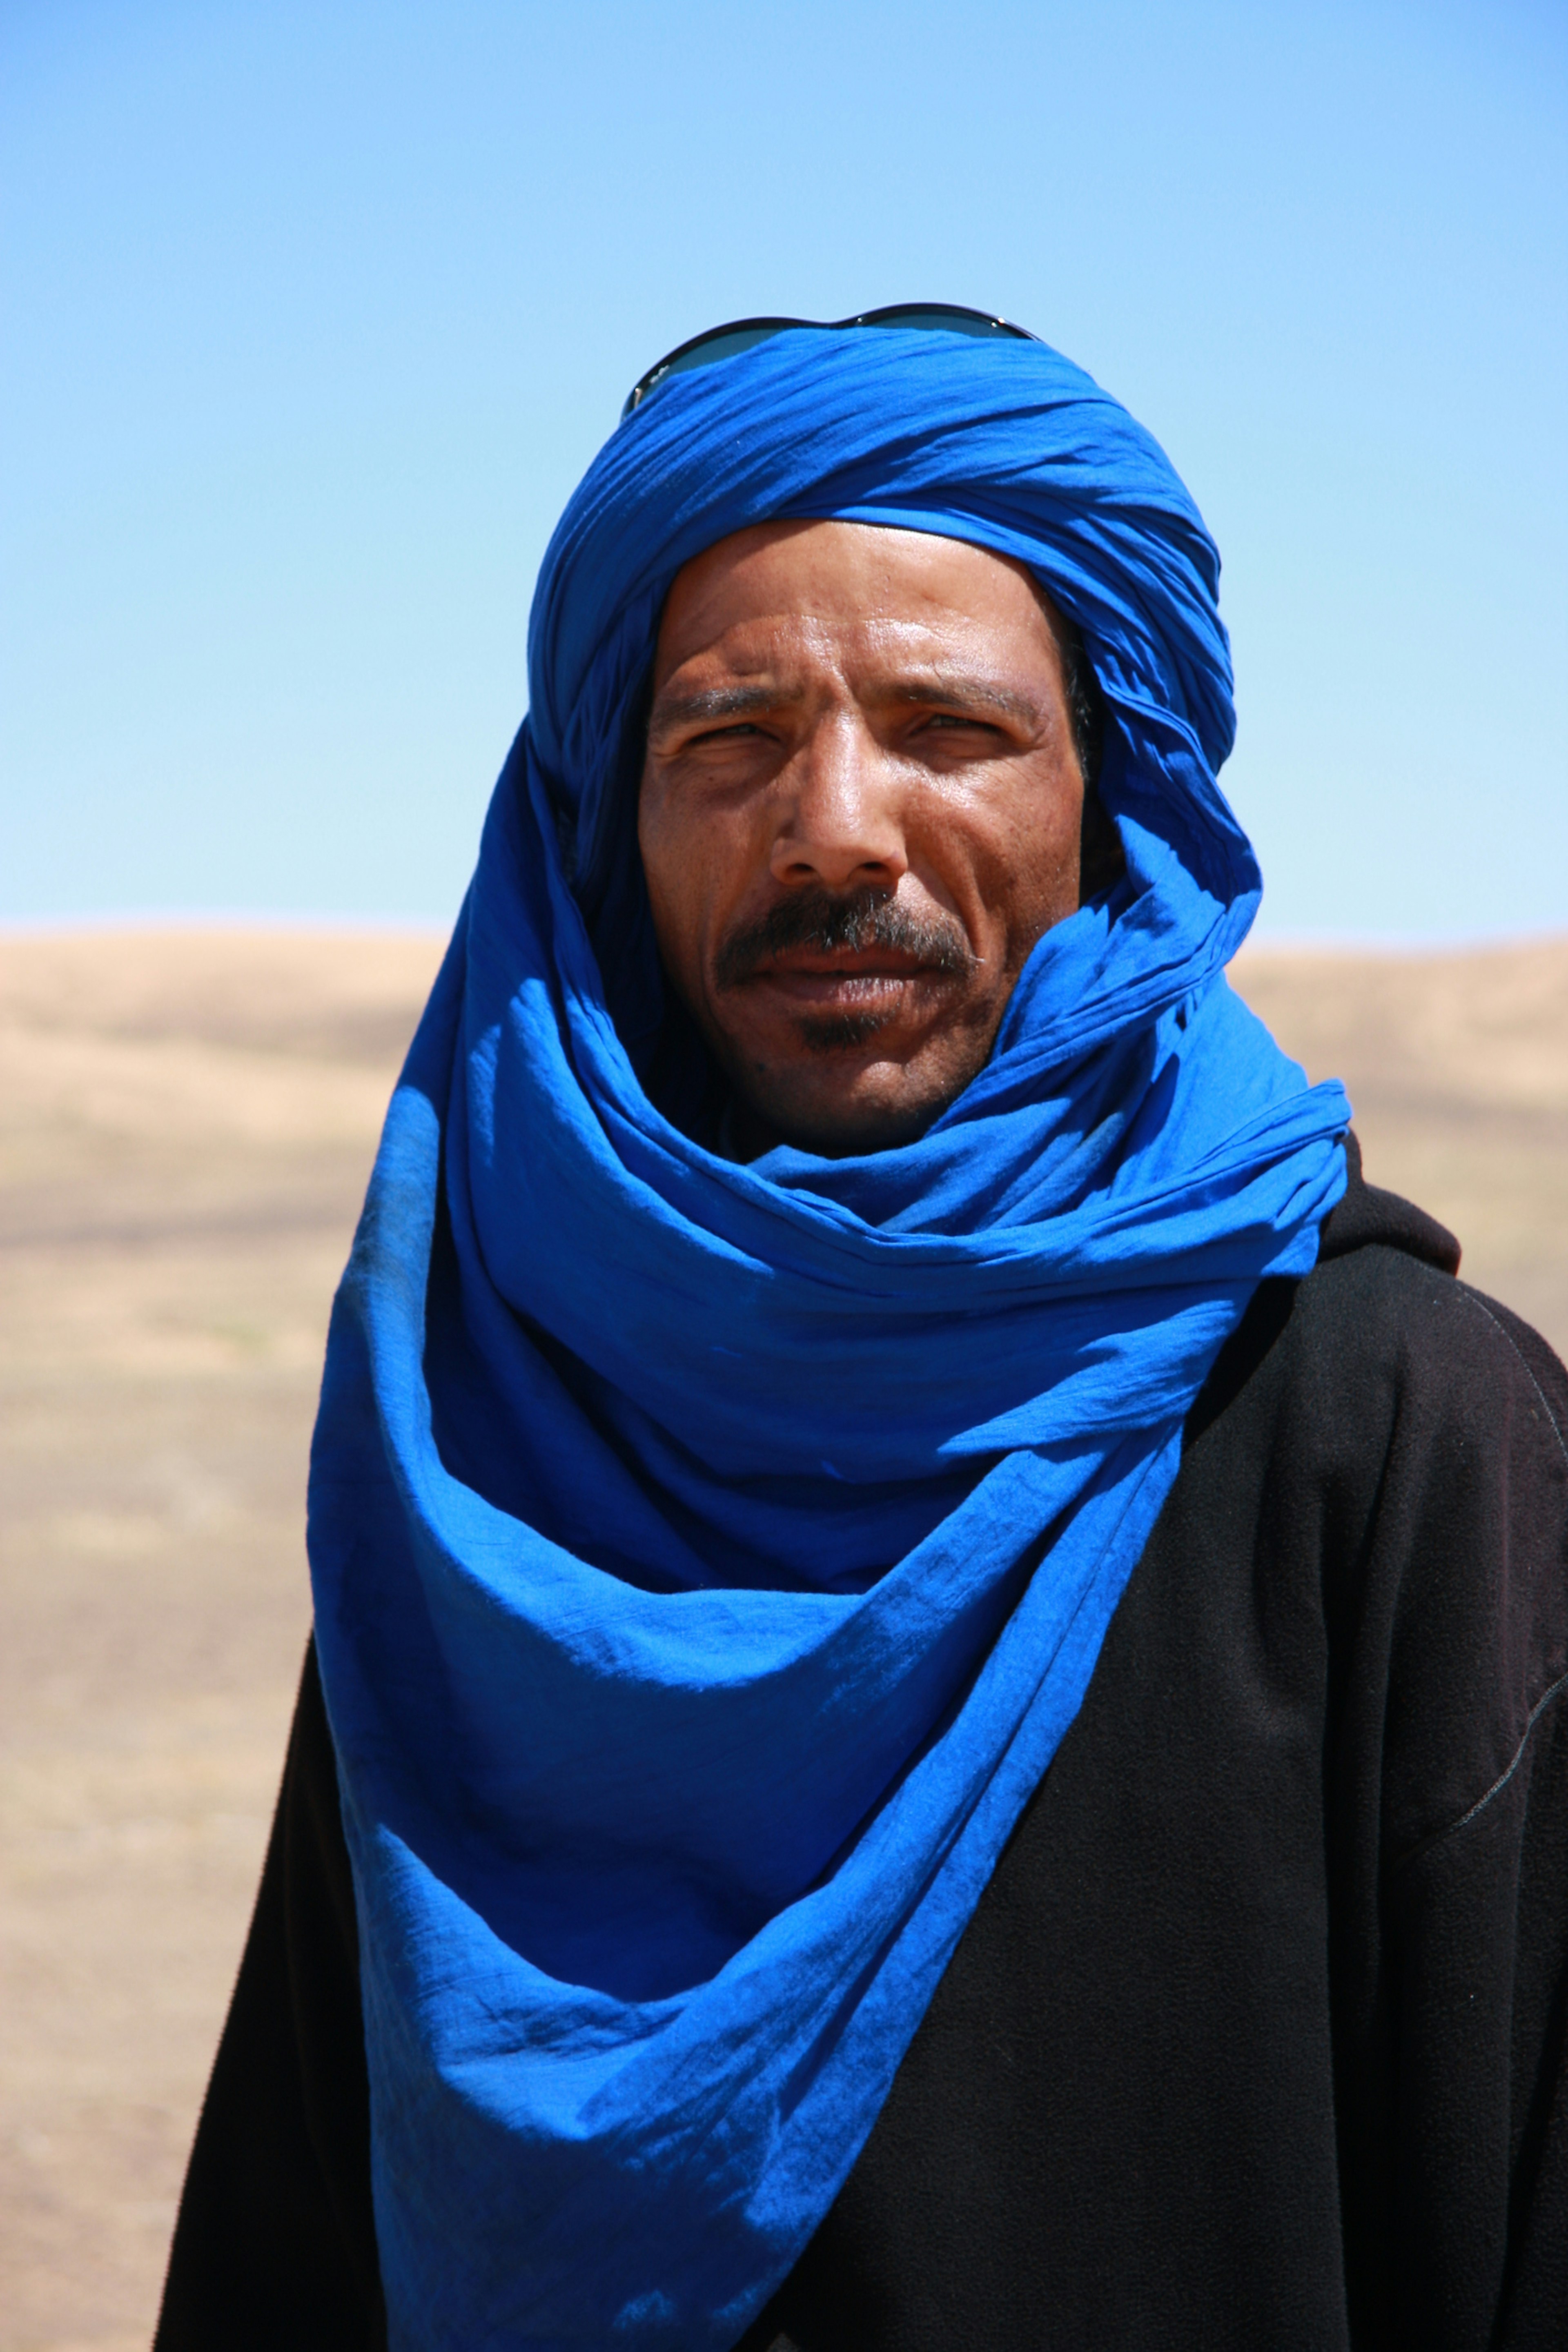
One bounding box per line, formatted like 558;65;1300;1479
4;0;1565;940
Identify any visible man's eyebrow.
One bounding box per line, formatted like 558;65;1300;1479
646;672;1043;735
647;682;801;733
880;673;1042;726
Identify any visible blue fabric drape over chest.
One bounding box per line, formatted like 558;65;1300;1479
307;331;1352;2349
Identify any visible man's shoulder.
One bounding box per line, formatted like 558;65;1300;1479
1298;1177;1568;1459
1200;1135;1567;1471
1300;1236;1565;1410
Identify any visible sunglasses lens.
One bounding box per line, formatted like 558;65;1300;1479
657;325;793;379
857;306;1027;340
623;321;804;417
623;305;1036;418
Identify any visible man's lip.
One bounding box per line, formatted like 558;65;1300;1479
733;954;953;1007
742;949;938;981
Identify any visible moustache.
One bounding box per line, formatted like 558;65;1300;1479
713;889;976;993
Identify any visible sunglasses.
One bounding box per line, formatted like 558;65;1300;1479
621;302;1039;420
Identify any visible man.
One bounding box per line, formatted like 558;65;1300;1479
157;312;1567;2350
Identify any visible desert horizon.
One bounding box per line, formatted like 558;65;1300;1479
2;926;1565;2350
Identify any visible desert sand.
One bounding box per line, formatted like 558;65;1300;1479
1;927;1564;2351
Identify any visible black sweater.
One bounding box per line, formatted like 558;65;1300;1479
156;1148;1568;2350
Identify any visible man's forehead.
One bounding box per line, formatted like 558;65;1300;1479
650;519;1064;696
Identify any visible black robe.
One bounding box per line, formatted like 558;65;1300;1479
155;1145;1568;2350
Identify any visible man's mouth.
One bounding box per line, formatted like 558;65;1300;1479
750;945;940;1007
714;889;975;1009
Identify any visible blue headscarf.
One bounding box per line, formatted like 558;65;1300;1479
308;330;1350;2351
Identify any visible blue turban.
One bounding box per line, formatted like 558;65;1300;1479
307;330;1351;2350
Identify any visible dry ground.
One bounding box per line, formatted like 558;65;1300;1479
0;927;1564;2351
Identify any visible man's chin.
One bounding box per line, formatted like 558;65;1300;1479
794;1009;897;1056
730;1069;956;1160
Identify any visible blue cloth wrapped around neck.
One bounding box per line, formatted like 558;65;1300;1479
307;330;1352;2349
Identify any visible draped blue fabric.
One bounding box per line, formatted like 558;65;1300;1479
307;330;1352;2350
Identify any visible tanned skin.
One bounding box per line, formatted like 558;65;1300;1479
638;520;1091;1159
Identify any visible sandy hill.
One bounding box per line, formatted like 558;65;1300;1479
1233;936;1568;1350
0;927;1564;2350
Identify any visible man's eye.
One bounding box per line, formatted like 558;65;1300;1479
688;721;764;745
921;712;998;737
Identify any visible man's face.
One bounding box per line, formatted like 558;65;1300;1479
638;519;1088;1157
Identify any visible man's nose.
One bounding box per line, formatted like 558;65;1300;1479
768;712;909;893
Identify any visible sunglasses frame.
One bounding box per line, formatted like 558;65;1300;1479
621;302;1038;419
